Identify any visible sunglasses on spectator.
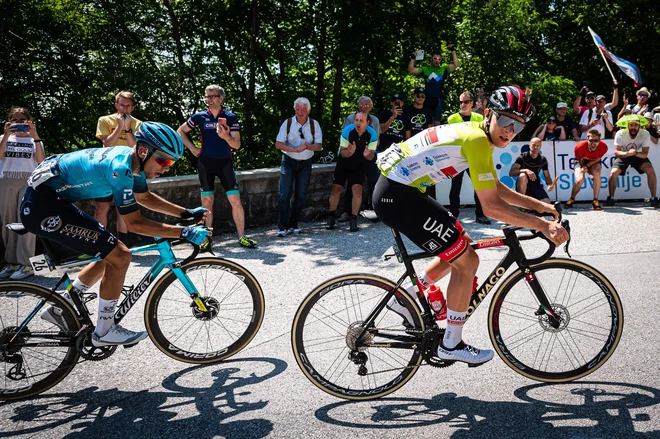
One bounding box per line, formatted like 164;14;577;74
298;127;305;140
459;100;473;104
639;93;649;98
204;95;220;99
432;57;441;60
588;139;600;143
415;94;426;98
9;119;28;123
585;96;595;100
151;149;176;167
493;111;526;135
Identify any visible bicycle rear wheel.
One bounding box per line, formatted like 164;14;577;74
292;274;425;401
0;283;80;401
488;258;623;382
144;257;265;364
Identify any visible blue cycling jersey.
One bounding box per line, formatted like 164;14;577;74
186;108;240;159
39;147;148;214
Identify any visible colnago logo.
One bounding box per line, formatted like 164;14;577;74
467;266;506;315
186;264;246;281
168;344;228;359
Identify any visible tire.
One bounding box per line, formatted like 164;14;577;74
144;258;265;364
291;274;425;401
488;258;623;383
0;282;81;401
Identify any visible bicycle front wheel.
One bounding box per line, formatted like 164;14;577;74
488;258;623;383
144;257;265;364
292;274;425;401
0;282;81;401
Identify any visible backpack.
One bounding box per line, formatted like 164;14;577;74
286;117;316;143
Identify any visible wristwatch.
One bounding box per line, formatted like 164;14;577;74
124;128;133;134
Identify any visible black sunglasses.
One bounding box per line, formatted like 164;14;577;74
298;127;305;140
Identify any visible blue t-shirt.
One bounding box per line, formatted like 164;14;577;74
41;147;148;214
338;124;378;166
186;108;240;159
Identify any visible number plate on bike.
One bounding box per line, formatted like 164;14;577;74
29;254;55;273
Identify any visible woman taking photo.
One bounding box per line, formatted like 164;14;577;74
0;107;45;279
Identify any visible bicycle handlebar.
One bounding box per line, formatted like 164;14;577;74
153;218;214;264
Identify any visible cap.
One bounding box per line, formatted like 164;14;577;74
596;94;606;101
413;88;425;96
586;91;596;97
556;102;568;109
546;116;557;123
644;112;653;119
623;104;634;113
391;93;404;101
636;87;650;96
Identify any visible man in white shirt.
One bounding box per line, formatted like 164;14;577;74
274;97;323;236
605;117;658;207
579;94;613;140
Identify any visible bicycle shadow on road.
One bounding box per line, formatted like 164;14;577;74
0;357;287;439
314;381;660;437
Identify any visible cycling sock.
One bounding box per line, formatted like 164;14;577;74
95;298;118;337
404;270;436;296
72;277;92;294
442;309;467;349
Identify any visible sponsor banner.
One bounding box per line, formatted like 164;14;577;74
435;139;660;204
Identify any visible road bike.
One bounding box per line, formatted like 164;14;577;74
291;209;623;400
0;223;265;401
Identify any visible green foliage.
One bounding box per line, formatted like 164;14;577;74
2;0;659;174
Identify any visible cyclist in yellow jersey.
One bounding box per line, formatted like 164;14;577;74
373;86;569;366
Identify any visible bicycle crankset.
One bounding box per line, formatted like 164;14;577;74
77;333;117;361
421;325;456;369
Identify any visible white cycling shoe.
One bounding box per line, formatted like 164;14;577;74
386;296;415;327
40;306;69;331
437;341;494;367
92;325;148;347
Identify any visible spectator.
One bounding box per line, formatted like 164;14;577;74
508;137;557;204
274;97;323;237
564;130;608;210
573;81;618;120
605;115;659;208
95;91;142;246
326;111;377;232
372;93;407;207
579;94;613;139
554;102;579;141
177;85;257;248
475;92;488;115
643;112;659;145
339;96;381;221
0;107;45;280
616;102;634;121
531;116;566;141
446;91;489;224
631;87;650;115
403;88;433;139
408;45;459;125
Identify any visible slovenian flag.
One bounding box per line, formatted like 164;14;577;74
588;27;643;86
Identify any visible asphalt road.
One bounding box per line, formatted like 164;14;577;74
1;201;659;438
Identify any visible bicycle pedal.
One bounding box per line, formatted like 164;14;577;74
468;361;488;368
123;343;138;349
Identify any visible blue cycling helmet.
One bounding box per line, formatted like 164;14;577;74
135;121;185;159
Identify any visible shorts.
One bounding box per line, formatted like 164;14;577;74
333;160;366;187
525;183;549;201
372;176;468;262
20;186;118;260
612;157;651;174
94;195;114;203
424;96;443;124
197;157;240;196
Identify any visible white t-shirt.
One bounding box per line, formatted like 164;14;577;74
579;109;613;139
614;129;651;152
276;117;323;161
0;135;42;180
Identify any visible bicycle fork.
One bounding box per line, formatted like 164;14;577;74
520;265;562;329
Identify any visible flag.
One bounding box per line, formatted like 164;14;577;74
588;27;643;86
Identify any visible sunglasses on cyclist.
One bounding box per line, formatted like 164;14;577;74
493;111;526;135
151;149;176;167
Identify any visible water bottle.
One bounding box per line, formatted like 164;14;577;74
426;284;446;321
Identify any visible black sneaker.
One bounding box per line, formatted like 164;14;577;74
475;215;491;225
651;197;660;208
349;218;358;232
604;196;615;207
326;216;336;230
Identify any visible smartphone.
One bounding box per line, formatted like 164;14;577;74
218;117;227;126
12;123;30;133
415;49;424;61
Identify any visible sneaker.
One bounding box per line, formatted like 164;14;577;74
651;197;660;208
288;227;302;234
238;236;258;248
386;297;415;327
564;199;575;209
337;212;351;223
91;324;148;347
276;229;288;237
0;264;19;279
475;215;491;225
326;216;336;230
9;265;33;280
437;341;494;366
349;218;359;232
41;306;69;331
604;196;615;207
592;200;602;211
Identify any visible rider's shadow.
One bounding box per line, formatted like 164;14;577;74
314;381;660;438
3;357;287;439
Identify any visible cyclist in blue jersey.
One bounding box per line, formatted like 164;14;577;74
177;85;257;248
20;122;211;347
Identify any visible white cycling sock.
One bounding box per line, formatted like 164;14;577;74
442;309;467;349
95;298;118;337
72;277;92;294
404;270;435;296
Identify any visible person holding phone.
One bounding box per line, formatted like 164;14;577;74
326;111;377;232
177;85;257;248
0;107;45;280
579;94;613;139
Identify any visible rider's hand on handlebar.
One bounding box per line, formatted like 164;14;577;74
181;207;208;222
538;201;560;221
180;225;211;246
542;220;569;247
